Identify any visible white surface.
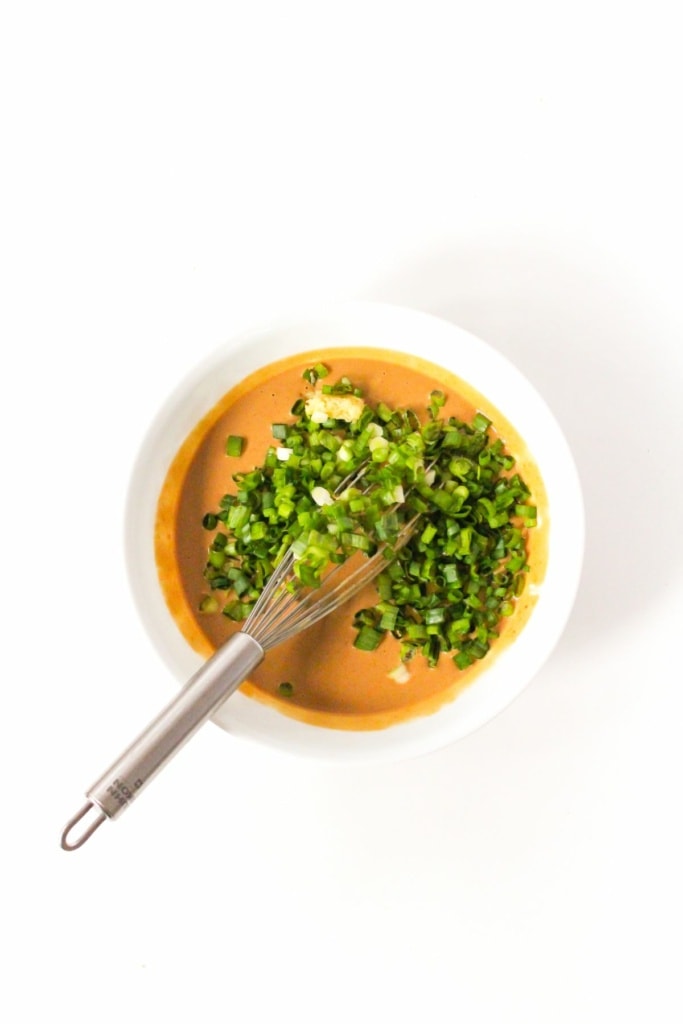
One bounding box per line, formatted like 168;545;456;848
2;3;682;1023
125;302;584;761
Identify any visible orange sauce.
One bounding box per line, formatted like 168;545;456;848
155;348;548;730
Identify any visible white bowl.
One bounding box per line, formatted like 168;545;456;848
125;301;584;763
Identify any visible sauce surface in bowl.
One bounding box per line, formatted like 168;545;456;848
155;348;548;730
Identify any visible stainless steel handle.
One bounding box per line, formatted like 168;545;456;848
61;631;264;850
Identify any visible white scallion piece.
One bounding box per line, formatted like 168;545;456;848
311;486;334;506
388;663;411;684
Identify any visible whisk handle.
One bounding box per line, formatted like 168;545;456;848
61;632;264;849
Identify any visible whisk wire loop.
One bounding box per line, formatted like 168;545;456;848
246;515;417;649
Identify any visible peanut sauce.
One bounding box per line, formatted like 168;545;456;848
155;348;548;730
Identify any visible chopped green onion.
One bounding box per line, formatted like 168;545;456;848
207;573;230;590
378;604;399;631
302;363;330;385
208;549;226;569
514;504;538;524
278;682;294;697
227;505;250;531
420;522;437;545
428;389;446;418
222;600;253;621
225;435;244;457
199;368;537;672
354;625;384;652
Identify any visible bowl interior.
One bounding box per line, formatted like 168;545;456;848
125;301;584;762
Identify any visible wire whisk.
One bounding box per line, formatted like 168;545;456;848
60;506;416;851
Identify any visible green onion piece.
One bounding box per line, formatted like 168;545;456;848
424;607;446;625
442;563;460;585
472;412;492;432
225;435;244;457
354;625;384;652
514;504;538;524
198;595;219;614
449;458;473;479
227;505;250;531
420;522;437;545
199;371;537;674
428;389;446;419
278;682;294;697
378;604;399;631
222;600;253;621
250;521;267;540
303;363;330;385
208;549;226;569
207;574;230;590
338;376;353;392
228;569;251;596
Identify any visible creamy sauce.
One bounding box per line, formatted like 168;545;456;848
155;348;548;730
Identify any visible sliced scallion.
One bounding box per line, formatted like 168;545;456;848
225;435;244;457
354;625;384;652
200;369;537;675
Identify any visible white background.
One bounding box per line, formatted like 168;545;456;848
2;3;682;1022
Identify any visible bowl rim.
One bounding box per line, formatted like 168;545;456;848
124;300;584;763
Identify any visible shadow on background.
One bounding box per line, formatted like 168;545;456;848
359;238;683;654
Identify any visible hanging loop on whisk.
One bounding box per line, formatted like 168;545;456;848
61;801;108;851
